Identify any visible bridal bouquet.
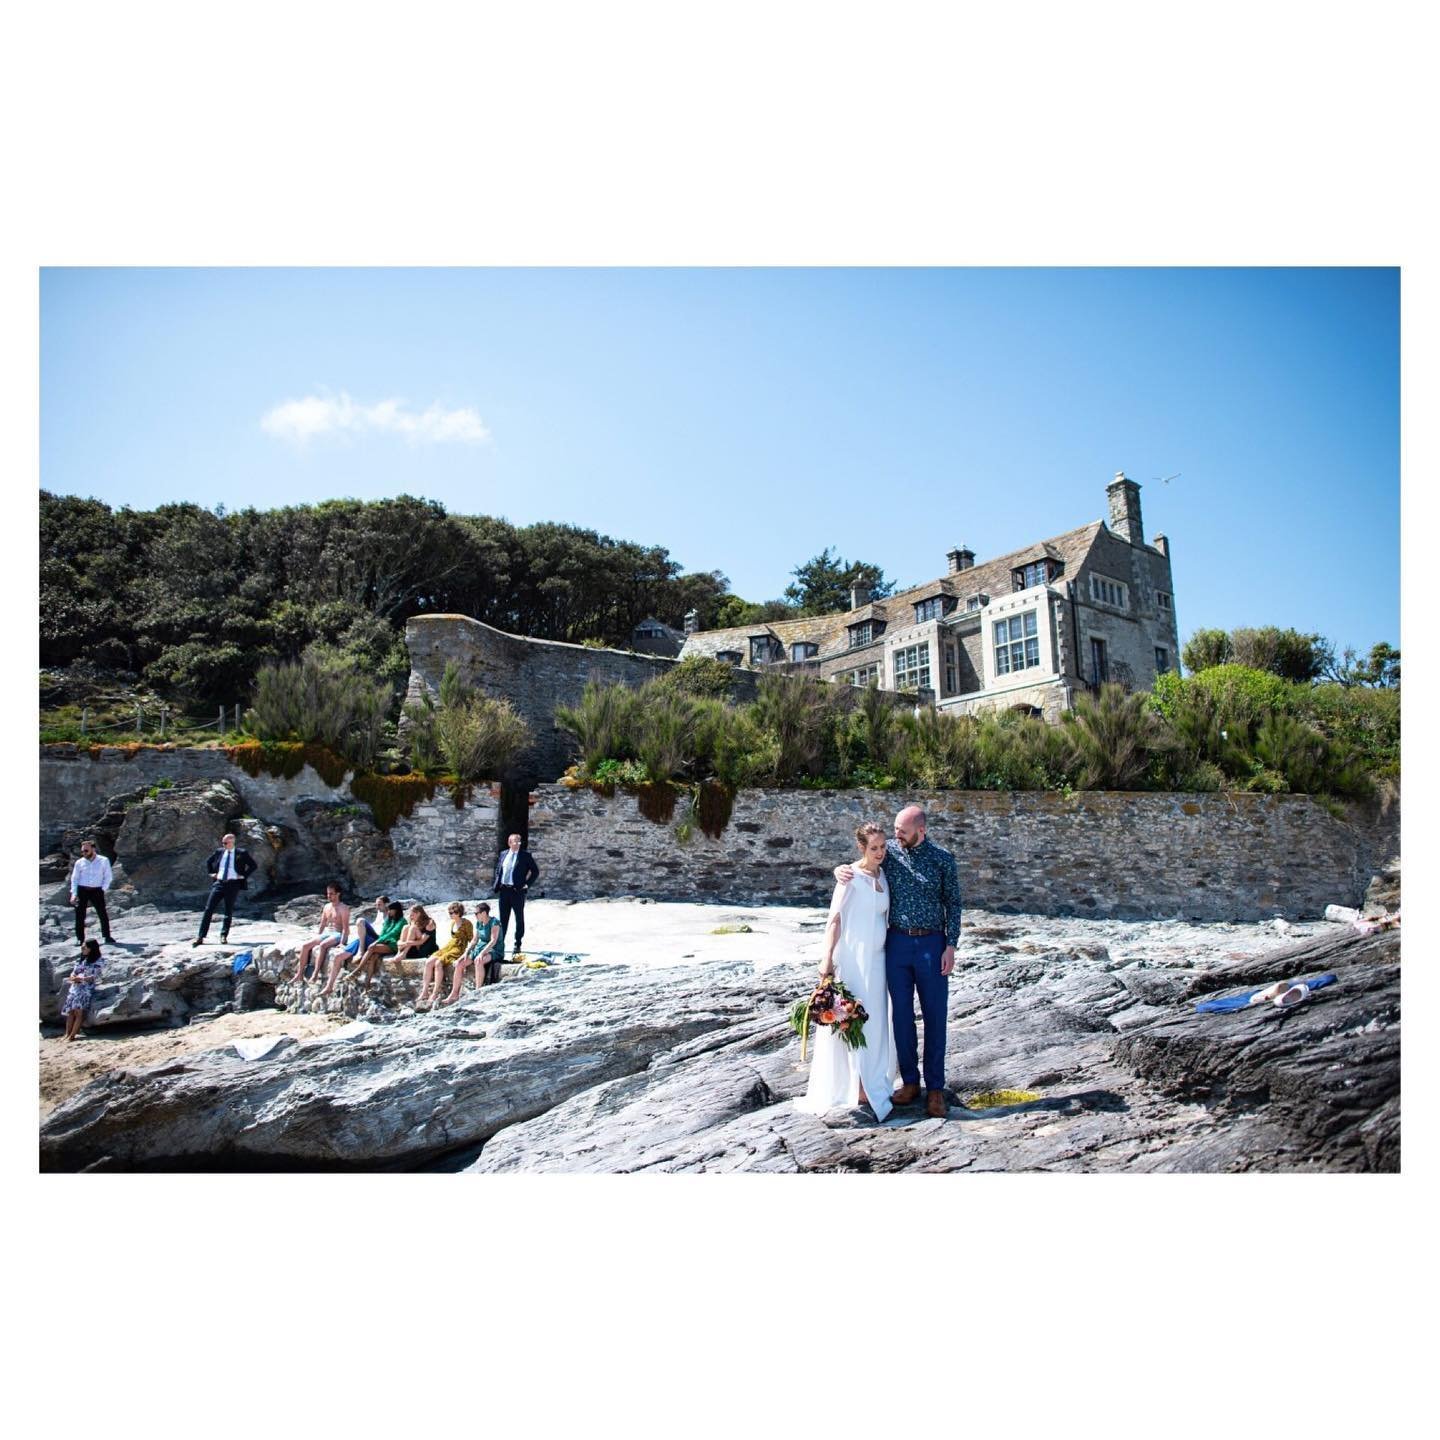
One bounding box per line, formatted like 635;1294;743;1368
789;976;869;1060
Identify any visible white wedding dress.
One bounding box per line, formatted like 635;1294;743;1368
795;869;899;1122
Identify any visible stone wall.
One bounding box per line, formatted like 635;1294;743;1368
41;747;1400;921
404;614;763;782
522;783;1399;921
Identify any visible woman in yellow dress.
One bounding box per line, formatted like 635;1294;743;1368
417;902;473;1009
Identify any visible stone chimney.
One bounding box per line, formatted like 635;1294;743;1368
1153;534;1169;559
1106;471;1144;546
849;581;871;610
946;545;975;573
683;609;699;634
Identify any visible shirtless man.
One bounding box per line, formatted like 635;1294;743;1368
292;882;350;985
318;893;391;996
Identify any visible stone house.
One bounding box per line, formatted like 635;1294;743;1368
679;473;1179;721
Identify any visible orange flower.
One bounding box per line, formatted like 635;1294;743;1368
819;1010;835;1024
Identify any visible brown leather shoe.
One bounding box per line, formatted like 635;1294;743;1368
892;1083;922;1106
926;1090;948;1119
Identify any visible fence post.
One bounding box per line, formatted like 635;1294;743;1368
160;705;167;739
136;703;143;735
218;706;224;735
234;702;241;734
81;708;89;736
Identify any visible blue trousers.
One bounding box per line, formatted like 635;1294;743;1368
885;930;949;1092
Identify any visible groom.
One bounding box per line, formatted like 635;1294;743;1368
836;804;961;1118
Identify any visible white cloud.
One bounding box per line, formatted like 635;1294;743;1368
261;390;490;446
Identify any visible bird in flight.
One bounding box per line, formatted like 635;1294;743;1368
1154;472;1181;485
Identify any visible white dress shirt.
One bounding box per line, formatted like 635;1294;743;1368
501;850;517;885
70;853;113;897
216;848;235;882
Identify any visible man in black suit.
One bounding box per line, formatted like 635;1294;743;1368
192;831;258;946
488;832;539;957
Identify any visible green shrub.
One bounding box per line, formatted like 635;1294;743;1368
144;642;257;706
1253;710;1371;799
1181;628;1232;672
750;675;837;783
434;694;531;781
556;680;641;771
247;655;394;767
653;654;736;701
1302;683;1400;773
403;696;443;772
1062;685;1171;790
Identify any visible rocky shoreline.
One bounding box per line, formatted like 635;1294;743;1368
39;893;1400;1173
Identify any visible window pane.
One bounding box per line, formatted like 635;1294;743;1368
1023;611;1037;637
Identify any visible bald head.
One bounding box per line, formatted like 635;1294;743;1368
894;805;927;849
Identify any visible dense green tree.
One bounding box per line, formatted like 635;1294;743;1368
39;490;743;709
1181;628;1232;673
1325;640;1400;688
783;547;895;616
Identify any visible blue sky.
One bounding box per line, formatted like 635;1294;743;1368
40;267;1399;656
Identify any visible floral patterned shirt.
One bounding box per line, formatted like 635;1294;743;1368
881;837;962;946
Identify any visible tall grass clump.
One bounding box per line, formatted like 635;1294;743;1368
1062;684;1171;790
435;694;532;781
556;680;642;771
248;653;394;768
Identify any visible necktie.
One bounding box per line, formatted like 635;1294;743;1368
220;851;231;881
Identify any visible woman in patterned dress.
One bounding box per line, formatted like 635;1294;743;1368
416;902;474;1008
62;939;104;1042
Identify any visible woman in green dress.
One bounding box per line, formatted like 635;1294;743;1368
440;902;501;1005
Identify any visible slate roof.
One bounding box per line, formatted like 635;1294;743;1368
680;520;1106;666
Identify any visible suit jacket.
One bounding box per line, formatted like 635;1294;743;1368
207;847;258;887
492;848;539;892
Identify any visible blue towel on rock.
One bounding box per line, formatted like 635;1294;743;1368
231;950;254;976
1195;972;1337;1013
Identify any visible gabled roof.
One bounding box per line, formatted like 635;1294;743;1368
679;520;1106;666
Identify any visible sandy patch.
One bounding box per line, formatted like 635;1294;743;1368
40;1009;343;1121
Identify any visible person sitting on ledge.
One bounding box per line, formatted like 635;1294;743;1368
393;904;438;965
417;902;473;1009
62;939;105;1042
318;891;389;998
345;894;391;959
349;901;406;987
440;901;500;1005
292;882;350;986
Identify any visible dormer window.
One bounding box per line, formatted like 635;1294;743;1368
1012;559;1059;592
716;650;742;665
966;593;989;612
790;641;819;661
749;636;777;664
914;597;944;624
848;620;875;648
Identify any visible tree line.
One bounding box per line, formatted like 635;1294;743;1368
41;492;903;709
40;493;737;704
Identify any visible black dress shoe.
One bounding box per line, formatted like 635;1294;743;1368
191;938;204;947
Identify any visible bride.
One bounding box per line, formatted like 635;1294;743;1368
795;821;898;1122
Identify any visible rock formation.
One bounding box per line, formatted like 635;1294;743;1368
39;905;1399;1174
